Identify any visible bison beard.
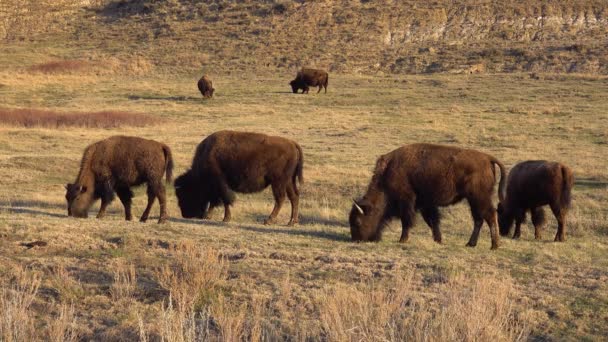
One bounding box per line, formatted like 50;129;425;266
497;160;574;242
65;136;173;224
174;130;304;225
349;143;506;250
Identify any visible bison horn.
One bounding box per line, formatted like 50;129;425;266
353;200;364;215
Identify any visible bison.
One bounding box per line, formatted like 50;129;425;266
289;68;328;94
498;160;574;242
349;144;506;249
174;130;304;225
197;75;214;98
65;136;174;223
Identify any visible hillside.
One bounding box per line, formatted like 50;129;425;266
2;0;608;74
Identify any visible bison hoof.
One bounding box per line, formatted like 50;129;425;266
222;217;231;223
491;244;499;250
263;218;275;225
287;220;298;226
158;218;167;224
465;242;477;247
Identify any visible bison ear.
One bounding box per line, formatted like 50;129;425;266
65;184;70;190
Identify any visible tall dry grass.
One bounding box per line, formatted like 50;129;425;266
317;274;528;342
0;266;40;342
27;60;92;74
0;107;162;128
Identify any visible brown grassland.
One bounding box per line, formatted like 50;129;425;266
0;0;607;339
0;61;606;341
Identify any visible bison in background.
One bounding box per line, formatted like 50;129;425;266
498;160;574;242
197;75;214;98
174;130;304;225
289;68;328;94
350;144;506;250
66;136;174;223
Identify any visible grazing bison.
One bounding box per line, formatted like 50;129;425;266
349;144;506;250
65;136;174;223
197;75;214;98
289;68;328;94
498;160;574;242
174;130;304;225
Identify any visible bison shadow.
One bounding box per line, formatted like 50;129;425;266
575;177;608;190
127;95;201;102
168;217;350;242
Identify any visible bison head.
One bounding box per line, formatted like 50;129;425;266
349;198;385;242
65;183;94;218
497;202;514;236
289;80;300;93
174;170;207;219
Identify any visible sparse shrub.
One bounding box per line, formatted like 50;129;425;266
0;107;162;129
110;259;137;303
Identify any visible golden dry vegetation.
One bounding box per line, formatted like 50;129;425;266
1;0;608;341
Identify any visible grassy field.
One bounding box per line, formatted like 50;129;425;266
0;60;607;340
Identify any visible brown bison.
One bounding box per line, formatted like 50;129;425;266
498;160;574;242
65;136;174;223
350;144;506;249
174;130;303;225
197;75;214;98
289;68;328;94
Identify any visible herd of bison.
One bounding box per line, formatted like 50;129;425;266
64;69;574;250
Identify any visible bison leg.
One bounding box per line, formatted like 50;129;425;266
264;183;286;225
512;209;526;240
140;184;156;223
531;207;546;240
551;203;567;242
156;183;168;223
286;182;299;226
222;203;231;222
466;200;499;249
484;208;500;250
203;205;215;219
116;186;133;221
421;206;442;244
398;201;416;243
96;198;110;219
317;85;322;93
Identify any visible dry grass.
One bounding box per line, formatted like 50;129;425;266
0;107;162;128
318;274;528;342
27;60;92;74
0;71;606;340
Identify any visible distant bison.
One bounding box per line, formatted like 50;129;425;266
197;75;214;98
289;68;328;94
498;160;574;242
174;130;304;225
350;144;506;249
65;136;174;223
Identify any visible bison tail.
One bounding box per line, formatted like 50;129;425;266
324;74;328;93
294;143;304;195
491;157;506;203
162;144;174;184
561;165;574;208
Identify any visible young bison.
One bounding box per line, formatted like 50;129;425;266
350;144;506;250
498;160;574;242
65;136;174;223
289;68;328;94
197;75;214;98
174;130;304;225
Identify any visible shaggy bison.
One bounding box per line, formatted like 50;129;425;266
289;68;328;94
174;130;304;225
350;144;506;249
65;136;174;223
498;160;574;242
197;75;214;98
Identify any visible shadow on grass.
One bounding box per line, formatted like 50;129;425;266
168;216;350;242
127;95;203;102
0;206;66;218
575;177;608;190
